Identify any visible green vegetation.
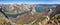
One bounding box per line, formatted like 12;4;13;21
32;16;47;25
48;14;60;25
0;14;60;25
53;14;60;23
0;15;47;25
0;17;11;25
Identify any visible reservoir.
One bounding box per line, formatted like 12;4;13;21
2;8;31;18
35;7;44;12
2;7;44;18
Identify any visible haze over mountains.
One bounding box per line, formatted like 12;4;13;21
0;4;60;25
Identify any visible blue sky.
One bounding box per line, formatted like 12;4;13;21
0;0;59;4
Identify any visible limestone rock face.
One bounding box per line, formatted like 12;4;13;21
50;5;60;17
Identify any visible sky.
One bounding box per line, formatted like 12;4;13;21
0;0;59;4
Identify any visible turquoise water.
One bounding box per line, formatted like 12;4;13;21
2;7;43;18
35;7;43;12
5;11;28;18
2;8;29;18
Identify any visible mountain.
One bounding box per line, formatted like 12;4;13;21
50;5;60;17
0;4;60;25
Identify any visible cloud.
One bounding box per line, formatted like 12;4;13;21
0;0;59;4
